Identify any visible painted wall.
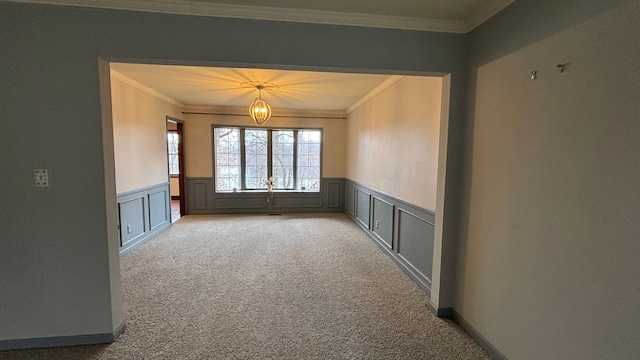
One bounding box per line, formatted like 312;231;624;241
170;177;180;196
110;74;183;194
0;2;467;345
346;76;442;211
183;109;347;178
458;0;640;358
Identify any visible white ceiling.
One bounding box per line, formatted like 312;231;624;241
111;63;399;111
9;0;515;32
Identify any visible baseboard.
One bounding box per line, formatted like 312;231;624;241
451;310;508;360
113;322;126;339
427;301;453;317
0;322;125;351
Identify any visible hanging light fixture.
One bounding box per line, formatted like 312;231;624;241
249;85;272;125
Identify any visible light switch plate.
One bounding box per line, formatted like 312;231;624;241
34;169;49;187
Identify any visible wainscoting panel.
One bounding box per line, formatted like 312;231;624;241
273;196;323;209
356;189;371;228
328;182;341;208
345;183;356;216
185;177;344;214
344;179;435;294
118;197;145;248
214;197;267;209
372;197;394;249
192;182;210;210
148;189;169;230
397;209;434;280
117;182;171;254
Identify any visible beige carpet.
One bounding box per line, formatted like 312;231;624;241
1;213;491;359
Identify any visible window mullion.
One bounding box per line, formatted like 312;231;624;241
293;130;298;190
267;130;273;180
240;128;246;190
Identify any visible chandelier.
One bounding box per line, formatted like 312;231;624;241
249;85;272;125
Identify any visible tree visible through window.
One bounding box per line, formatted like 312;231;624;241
214;127;321;192
272;130;294;189
213;128;241;191
297;130;321;191
245;129;268;189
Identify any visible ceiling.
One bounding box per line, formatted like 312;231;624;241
17;0;516;112
10;0;515;33
110;63;400;112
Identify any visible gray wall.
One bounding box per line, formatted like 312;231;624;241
0;1;467;347
459;0;640;359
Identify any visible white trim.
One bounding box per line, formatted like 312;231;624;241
110;69;185;108
346;75;403;114
6;0;510;33
466;0;515;31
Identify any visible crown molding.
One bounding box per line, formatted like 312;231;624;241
110;69;185;108
183;105;347;119
346;75;403;114
466;0;515;31
7;0;472;33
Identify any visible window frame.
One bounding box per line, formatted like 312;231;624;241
212;125;323;193
167;130;180;176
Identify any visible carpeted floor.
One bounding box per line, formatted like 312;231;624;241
1;213;491;359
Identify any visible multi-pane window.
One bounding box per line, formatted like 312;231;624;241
167;131;180;175
213;127;321;192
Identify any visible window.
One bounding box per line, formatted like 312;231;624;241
244;129;268;189
297;130;321;191
214;127;321;192
213;128;241;191
167;131;180;175
272;130;294;189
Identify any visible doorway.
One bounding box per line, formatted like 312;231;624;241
167;118;186;222
102;61;453;315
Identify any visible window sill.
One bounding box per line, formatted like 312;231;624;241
216;189;320;194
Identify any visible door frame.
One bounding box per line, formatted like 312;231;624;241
167;117;186;217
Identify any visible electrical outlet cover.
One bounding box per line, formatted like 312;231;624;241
34;169;49;187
